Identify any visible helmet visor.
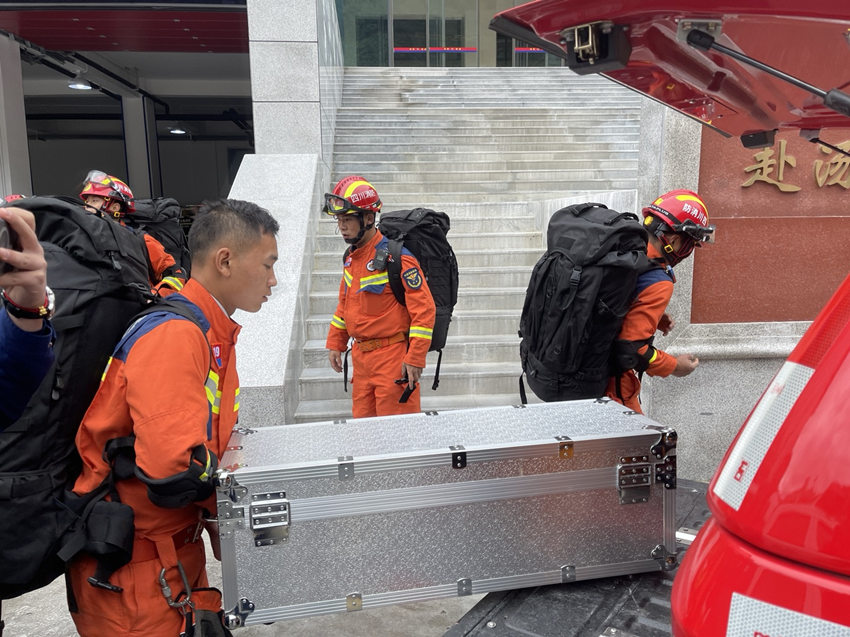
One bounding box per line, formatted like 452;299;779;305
322;193;370;216
85;170;113;186
677;219;715;244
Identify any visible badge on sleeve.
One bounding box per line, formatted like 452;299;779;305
212;344;223;367
402;267;422;289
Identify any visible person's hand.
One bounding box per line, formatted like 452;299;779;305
0;207;48;331
658;312;675;336
328;349;343;373
401;362;423;389
671;353;699;377
204;519;222;561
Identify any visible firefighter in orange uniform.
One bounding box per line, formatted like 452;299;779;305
80;170;187;293
325;176;436;417
68;199;279;636
606;189;715;413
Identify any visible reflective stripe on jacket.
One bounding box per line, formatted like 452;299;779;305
73;278;241;537
325;230;436;369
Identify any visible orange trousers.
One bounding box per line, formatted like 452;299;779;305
350;340;421;418
605;370;643;413
68;537;208;637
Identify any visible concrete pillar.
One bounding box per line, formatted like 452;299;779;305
247;0;342;179
122;94;161;198
0;37;32;195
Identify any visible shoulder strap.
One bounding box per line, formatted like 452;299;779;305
128;297;212;368
385;238;406;306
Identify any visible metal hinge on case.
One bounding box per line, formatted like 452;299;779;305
224;597;255;629
617;455;651;504
215;471;247;539
655;455;677;489
651;543;679;571
346;592;362;611
338;455;354;481
250;491;290;546
450;445;467;469
457;577;473;596
648;427;678;459
555;435;574;459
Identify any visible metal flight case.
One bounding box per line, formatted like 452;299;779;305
214;398;679;629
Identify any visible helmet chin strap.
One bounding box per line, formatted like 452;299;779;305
657;232;694;266
344;214;375;246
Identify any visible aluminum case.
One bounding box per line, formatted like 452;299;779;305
214;398;678;629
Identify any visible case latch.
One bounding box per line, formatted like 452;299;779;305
617;455;651;504
224;597;255;629
249;491;290;546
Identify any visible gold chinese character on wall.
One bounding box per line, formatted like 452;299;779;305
742;139;801;192
814;141;850;189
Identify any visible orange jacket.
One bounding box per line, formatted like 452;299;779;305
141;233;187;294
606;244;678;410
326;230;436;368
73;278;240;538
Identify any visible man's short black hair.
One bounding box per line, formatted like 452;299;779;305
188;199;279;262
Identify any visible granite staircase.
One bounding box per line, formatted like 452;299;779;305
296;67;642;422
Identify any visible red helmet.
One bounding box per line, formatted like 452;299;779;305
642;189;714;263
79;170;135;215
322;176;382;216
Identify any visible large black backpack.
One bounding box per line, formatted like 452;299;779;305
126;197;192;275
519;202;650;403
378;208;459;389
0;197;154;600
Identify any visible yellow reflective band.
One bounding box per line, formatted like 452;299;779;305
161;276;184;290
205;370;221;414
343;270;353;287
198;450;212;481
343;180;371;198
234;387;240;412
409;326;433;340
101;357;113;381
674;193;708;216
648;349;658;364
360;272;389;286
331;314;346;330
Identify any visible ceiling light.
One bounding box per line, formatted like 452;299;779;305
169;126;187;135
68;73;92;90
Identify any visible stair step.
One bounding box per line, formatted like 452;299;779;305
305;309;523;341
333;141;639;153
309;286;528;315
317;216;536;234
371;178;638;195
298;362;525;402
314;231;542;253
312;265;536;290
313;246;543;271
301;334;521;368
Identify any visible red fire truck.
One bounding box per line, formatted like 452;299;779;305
490;3;850;635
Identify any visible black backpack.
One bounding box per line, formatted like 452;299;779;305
126;197;192;276
0;196;154;600
519;202;651;403
378;208;459;389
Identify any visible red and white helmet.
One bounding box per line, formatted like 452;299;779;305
642;189;714;263
322;176;382;217
79;170;135;215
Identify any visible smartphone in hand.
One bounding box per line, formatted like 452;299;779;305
0;217;20;274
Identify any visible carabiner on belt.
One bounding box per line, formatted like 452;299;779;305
159;561;194;613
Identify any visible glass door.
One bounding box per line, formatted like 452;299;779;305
390;0;477;67
391;0;428;66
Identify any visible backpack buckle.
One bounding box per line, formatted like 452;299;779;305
570;267;582;285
